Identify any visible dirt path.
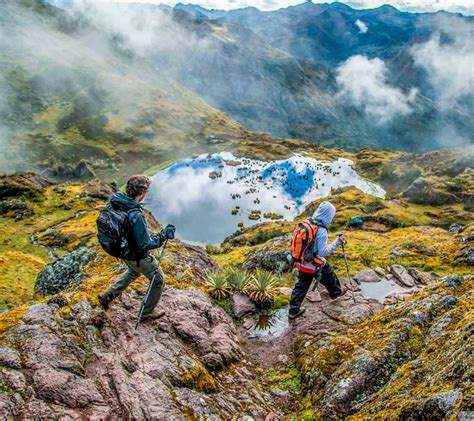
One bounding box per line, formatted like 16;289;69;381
241;284;371;370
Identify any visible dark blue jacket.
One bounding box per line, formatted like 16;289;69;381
109;192;165;261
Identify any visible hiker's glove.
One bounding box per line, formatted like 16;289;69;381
163;224;176;240
337;233;345;243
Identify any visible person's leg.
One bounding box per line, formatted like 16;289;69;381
140;256;166;317
319;264;342;298
289;270;314;316
103;262;141;301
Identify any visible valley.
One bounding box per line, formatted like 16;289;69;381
0;0;473;419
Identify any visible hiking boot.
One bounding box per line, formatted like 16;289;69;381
330;286;349;300
288;307;306;320
98;293;112;310
141;309;166;321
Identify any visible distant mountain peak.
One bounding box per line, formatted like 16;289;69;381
372;3;401;13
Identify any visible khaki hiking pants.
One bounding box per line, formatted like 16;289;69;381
104;255;165;316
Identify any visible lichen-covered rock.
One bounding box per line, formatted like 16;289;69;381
444;274;465;289
296;276;473;419
389;264;415;287
456;244;474;265
34;247;98;295
243;234;291;273
0;199;33;219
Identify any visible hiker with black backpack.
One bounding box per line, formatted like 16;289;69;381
288;201;344;320
97;175;175;320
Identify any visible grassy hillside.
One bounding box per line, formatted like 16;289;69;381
0;140;471;313
0;0;243;180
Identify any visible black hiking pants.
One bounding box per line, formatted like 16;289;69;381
289;264;342;316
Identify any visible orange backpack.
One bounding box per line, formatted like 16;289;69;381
291;219;320;263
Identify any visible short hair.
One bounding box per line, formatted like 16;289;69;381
126;175;151;198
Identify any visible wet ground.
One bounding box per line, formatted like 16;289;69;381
244;280;409;339
146;152;385;244
359;278;407;301
246;308;290;339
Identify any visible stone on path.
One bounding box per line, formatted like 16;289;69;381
389;264;415;287
231;292;256;317
354;269;381;283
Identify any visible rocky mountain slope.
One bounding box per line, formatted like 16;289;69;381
0;0;244;177
0;138;472;418
5;0;473;170
179;1;474;150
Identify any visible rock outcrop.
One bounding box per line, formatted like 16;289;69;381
0;287;278;419
243;234;291;273
0;173;53;199
296;276;473;419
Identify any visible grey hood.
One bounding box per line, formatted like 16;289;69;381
312;201;336;227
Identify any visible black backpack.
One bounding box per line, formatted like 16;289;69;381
96;205;136;258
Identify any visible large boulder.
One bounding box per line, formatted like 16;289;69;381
243;234;291;273
408;268;437;285
402;177;457;205
73;160;96;179
34;247;98;295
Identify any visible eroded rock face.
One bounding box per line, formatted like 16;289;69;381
0;287;274;419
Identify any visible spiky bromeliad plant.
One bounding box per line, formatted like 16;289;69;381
206;272;229;300
248;269;279;308
225;267;249;292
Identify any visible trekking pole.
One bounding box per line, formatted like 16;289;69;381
341;240;357;304
135;239;168;329
311;270;322;292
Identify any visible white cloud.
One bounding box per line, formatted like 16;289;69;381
411;18;474;113
336;55;418;123
103;0;474;15
355;19;368;33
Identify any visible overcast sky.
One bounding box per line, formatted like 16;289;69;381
108;0;474;15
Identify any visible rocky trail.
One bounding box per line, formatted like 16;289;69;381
0;167;472;419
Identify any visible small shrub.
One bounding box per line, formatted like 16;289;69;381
225;267;249;292
248;269;279;308
360;250;374;267
205;272;229;300
205;244;223;255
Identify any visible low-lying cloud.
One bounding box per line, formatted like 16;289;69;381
336;55;418;123
411;18;474;114
355;19;368;33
